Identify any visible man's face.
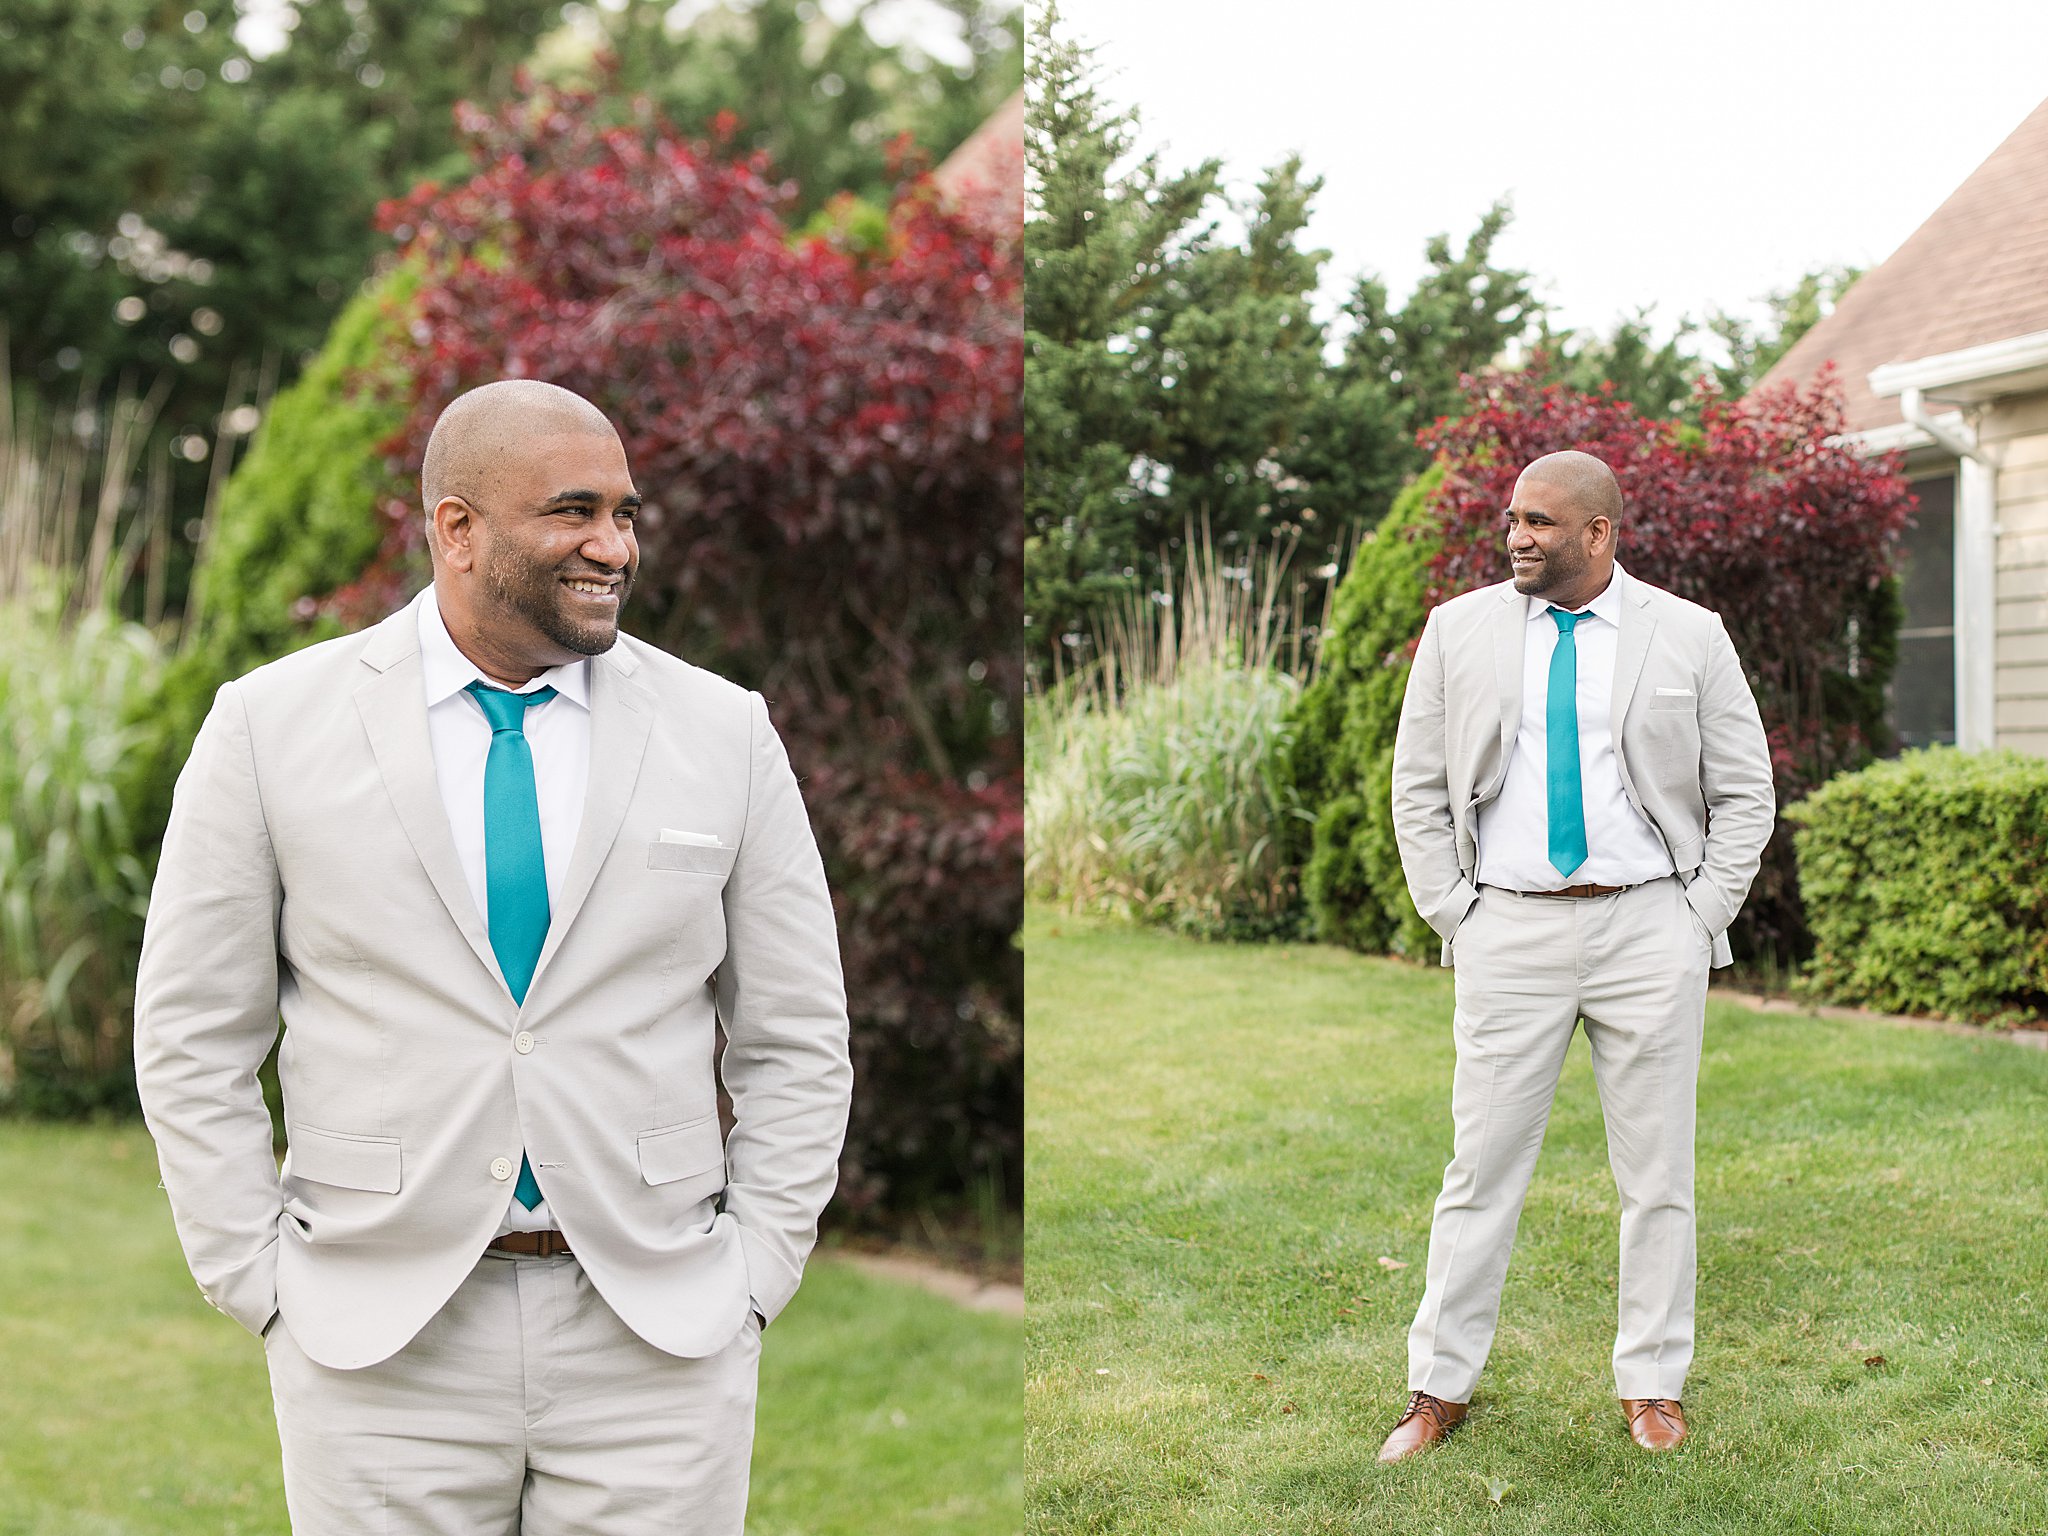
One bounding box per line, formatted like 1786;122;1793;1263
1503;474;1604;601
467;430;641;668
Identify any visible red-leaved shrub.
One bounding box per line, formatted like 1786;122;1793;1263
334;85;1022;1214
1420;363;1915;955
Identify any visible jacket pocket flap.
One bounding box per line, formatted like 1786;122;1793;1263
647;840;738;876
288;1125;402;1193
637;1115;725;1187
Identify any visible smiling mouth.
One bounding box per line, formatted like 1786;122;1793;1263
561;576;620;601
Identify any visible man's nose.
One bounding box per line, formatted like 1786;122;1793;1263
1506;522;1533;549
583;520;633;569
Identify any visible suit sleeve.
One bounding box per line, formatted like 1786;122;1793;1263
1391;608;1479;942
133;680;285;1339
1685;615;1776;937
714;691;853;1327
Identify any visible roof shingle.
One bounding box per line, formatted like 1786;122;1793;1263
1758;95;2048;434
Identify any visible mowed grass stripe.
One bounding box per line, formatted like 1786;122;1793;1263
1025;904;2048;1535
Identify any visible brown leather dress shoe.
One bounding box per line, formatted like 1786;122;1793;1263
1622;1397;1687;1451
1377;1390;1469;1463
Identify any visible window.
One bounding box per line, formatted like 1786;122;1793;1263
1891;472;1955;749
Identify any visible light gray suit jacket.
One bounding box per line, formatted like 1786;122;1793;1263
1390;567;1775;969
135;592;852;1370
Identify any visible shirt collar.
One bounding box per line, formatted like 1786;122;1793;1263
417;584;592;711
1530;562;1628;627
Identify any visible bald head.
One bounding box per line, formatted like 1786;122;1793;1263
1504;450;1621;608
421;378;641;687
421;379;620;518
1514;450;1623;530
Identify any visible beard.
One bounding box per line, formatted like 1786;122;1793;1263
481;539;634;657
1512;539;1587;598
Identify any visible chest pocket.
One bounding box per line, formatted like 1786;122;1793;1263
648;840;738;877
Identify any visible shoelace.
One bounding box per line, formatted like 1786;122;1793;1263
1626;1398;1679;1427
1400;1390;1458;1429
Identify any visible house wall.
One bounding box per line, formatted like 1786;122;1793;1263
1987;392;2048;751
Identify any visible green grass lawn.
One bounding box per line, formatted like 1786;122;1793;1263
0;1121;1020;1536
1026;903;2048;1535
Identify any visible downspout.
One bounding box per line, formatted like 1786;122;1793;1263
1899;386;1996;751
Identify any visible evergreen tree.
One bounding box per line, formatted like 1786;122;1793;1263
1541;263;1866;420
1710;263;1861;396
1289;199;1541;562
1543;308;1706;418
1023;0;1216;671
1147;154;1331;559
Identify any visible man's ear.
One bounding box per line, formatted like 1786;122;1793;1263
434;494;478;575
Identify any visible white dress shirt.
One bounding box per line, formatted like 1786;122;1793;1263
1475;565;1674;892
417;586;593;1232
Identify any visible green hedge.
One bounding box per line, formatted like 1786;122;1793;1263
1787;748;2048;1024
1286;466;1442;958
187;265;415;676
123;268;416;879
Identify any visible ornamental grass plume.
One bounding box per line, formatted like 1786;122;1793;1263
1026;526;1320;939
0;364;178;1111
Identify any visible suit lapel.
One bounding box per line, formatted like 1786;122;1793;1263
1492;583;1528;782
530;644;654;991
354;600;506;993
1609;567;1657;730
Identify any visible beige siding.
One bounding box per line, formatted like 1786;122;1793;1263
1997;529;2048;568
1995;412;2048;753
1996;563;2048;599
1997;461;2048;514
1994;625;2048;666
1984;395;2048;449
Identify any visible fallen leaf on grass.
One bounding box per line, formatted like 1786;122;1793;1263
1483;1475;1512;1506
1251;1373;1268;1382
1863;1354;1886;1369
1377;1256;1408;1271
1281;1403;1296;1414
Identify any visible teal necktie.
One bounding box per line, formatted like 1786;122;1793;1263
467;680;557;1210
1546;609;1589;879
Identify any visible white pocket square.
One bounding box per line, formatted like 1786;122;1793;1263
659;828;729;848
1654;687;1695;697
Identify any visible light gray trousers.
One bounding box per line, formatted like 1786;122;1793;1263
1407;875;1712;1403
265;1252;760;1535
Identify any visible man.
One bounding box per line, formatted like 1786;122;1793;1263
135;379;852;1533
1379;450;1773;1461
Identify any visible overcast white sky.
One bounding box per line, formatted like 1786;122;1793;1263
1046;0;2048;348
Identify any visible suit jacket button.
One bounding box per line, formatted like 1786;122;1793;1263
490;1157;513;1181
514;1031;535;1055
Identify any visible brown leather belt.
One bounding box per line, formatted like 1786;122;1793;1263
1500;882;1638;899
486;1230;574;1258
